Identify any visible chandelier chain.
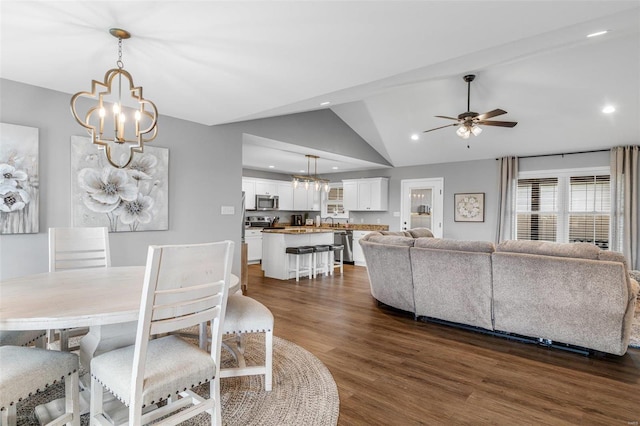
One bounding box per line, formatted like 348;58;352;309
117;37;124;69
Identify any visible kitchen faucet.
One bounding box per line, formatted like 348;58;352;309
323;216;335;227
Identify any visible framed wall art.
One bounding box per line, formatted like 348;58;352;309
454;192;485;222
71;136;169;232
0;123;39;234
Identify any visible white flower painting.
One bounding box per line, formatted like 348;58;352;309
0;123;39;234
71;136;168;232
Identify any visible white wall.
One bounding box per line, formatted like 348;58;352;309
0;79;243;280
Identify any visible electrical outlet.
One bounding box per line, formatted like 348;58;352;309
393;211;400;217
220;206;235;215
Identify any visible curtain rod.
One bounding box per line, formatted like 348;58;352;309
496;148;609;160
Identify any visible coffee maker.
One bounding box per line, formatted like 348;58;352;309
291;214;303;226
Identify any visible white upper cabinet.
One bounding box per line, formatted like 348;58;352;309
255;181;278;196
277;182;294;211
292;185;321;211
342;178;389;211
343;181;358;211
242;178;256;210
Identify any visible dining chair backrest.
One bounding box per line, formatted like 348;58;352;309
49;227;111;272
130;240;233;424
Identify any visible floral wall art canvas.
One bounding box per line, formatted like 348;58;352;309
0;123;39;234
71;136;168;232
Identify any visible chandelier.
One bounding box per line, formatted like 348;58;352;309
292;155;329;192
70;28;158;169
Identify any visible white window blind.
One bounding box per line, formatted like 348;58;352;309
516;177;558;242
568;175;610;249
515;169;610;248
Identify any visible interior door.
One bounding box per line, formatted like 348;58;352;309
400;178;444;237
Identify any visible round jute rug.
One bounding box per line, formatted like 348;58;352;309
15;335;339;425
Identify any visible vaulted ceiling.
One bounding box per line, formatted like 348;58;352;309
1;1;638;174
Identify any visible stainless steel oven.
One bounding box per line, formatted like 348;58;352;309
255;194;279;210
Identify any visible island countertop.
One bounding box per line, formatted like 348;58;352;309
261;228;335;235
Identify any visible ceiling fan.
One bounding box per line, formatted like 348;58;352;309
423;74;517;145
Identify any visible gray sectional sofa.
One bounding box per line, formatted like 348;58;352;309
360;230;639;355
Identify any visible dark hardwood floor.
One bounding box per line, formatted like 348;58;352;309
244;263;640;425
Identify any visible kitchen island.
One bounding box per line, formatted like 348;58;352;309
262;228;334;280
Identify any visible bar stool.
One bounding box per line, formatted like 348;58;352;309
331;244;344;275
312;245;332;278
286;246;314;281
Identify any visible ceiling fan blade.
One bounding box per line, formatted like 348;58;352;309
475;109;507;121
423;123;458;133
477;120;518;128
434;115;460;121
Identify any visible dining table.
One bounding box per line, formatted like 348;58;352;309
0;265;239;424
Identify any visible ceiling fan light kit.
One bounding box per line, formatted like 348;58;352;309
423;74;517;146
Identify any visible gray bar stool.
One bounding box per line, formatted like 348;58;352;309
286;246;314;281
312;245;332;278
331;244;344;275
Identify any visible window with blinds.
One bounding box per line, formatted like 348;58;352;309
515;170;610;248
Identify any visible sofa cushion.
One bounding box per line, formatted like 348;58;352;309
366;234;415;247
496;240;600;260
414;238;494;253
407;228;434;238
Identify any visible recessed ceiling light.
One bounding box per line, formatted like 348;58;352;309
332;166;339;170
410;134;419;141
299;169;305;173
320;101;331;106
268;165;275;168
602;105;615;114
587;30;608;38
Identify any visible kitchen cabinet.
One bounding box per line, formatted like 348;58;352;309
292;186;321;211
242;178;256;210
342;181;358;211
352;230;370;266
277;182;294;210
342;178;389;211
245;228;263;264
255;181;278;196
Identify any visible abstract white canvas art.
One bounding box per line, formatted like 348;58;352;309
0;123;39;234
71;136;169;232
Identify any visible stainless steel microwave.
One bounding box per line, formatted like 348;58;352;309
255;194;279;210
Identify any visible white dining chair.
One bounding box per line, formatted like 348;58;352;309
0;346;80;426
48;227;111;351
90;240;234;426
0;330;47;348
218;294;274;391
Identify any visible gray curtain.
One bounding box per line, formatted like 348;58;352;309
495;156;518;244
610;145;639;270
